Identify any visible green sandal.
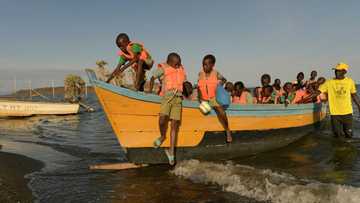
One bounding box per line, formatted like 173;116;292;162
153;137;164;148
164;149;175;166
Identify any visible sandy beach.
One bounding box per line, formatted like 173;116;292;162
0;151;44;202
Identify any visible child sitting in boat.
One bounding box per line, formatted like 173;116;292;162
225;82;234;96
254;74;271;103
232;81;253;104
197;54;232;143
258;85;275;104
150;53;187;165
293;72;305;89
108;33;154;91
272;78;283;99
183;81;194;100
278;82;296;105
293;83;310;104
299;77;327;103
305;70;318;89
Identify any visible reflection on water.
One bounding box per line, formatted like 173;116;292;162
1;94;360;202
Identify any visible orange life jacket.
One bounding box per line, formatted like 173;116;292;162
293;89;307;104
117;42;150;60
232;91;251;104
274;88;284;97
198;70;219;100
117;42;151;72
158;63;186;96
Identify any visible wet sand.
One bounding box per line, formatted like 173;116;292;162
0;151;44;202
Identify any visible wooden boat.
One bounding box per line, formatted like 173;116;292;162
0;100;80;117
86;69;327;164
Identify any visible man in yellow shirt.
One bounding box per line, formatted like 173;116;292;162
318;63;360;138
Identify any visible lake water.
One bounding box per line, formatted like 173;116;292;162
1;93;360;203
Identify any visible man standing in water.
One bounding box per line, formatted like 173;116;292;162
314;63;360;138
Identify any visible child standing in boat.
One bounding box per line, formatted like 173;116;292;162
150;53;186;165
197;54;233;143
108;33;154;91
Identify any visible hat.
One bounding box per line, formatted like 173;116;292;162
334;62;349;71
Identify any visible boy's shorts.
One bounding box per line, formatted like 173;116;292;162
160;94;183;120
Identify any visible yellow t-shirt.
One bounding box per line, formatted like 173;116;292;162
319;77;356;115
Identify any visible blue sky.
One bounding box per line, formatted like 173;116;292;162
1;0;360;87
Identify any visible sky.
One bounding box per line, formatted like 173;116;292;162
1;0;360;89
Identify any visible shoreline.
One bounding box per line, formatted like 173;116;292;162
0;151;44;202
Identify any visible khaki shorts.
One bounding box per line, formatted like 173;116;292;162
208;98;220;108
160;95;183;120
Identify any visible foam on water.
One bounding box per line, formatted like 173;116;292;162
173;159;360;203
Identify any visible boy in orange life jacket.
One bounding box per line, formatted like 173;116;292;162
149;53;186;165
293;72;305;89
293;83;307;104
197;54;232;143
232;81;253;104
259;85;275;104
110;33;154;91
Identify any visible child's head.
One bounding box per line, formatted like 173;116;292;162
293;83;302;91
183;81;193;98
283;82;293;93
317;77;326;85
261;74;271;87
262;85;273;97
273;78;281;87
202;54;216;73
167;52;181;68
234;81;245;91
297;72;305;81
310;70;317;79
225;82;234;93
116;33;130;50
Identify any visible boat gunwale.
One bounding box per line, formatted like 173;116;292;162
86;69;325;114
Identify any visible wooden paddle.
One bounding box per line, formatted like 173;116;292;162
90;163;148;170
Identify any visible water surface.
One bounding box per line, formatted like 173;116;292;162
1;94;360;202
